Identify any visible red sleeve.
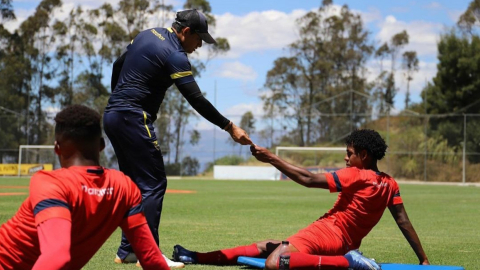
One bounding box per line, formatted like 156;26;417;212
29;172;71;226
32;218;72;270
389;181;403;206
122;223;169;270
325;167;359;193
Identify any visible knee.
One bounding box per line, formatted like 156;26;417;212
265;255;278;270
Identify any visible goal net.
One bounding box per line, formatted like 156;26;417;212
275;147;346;180
17;145;57;176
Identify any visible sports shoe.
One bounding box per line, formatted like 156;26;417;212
344;250;381;270
163;253;185;268
136;254;185;268
114;253;138;264
173;245;198;264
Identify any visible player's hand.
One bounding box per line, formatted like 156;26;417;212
250;144;274;163
226;123;253;145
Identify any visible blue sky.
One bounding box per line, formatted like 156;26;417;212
5;0;472;169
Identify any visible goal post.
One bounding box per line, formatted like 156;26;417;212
17;145;56;177
274;146;346;180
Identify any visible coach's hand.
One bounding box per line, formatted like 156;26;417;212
225;122;253;145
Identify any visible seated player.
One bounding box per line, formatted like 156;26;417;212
0;105;169;270
173;129;429;270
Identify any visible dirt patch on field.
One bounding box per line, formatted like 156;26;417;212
0;192;27;196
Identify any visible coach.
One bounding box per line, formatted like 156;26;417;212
103;8;252;267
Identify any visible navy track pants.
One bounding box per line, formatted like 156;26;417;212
103;110;167;259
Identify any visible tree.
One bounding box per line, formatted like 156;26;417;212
0;0;15;22
181;156;199;176
401;51;419;109
239;111;255;136
386;30;409;110
262;2;373;146
19;0;62;145
227;111;255;155
458;0;480;34
421;29;480;162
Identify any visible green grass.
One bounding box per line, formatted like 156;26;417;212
1;178;479;269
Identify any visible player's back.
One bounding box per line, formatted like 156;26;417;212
324;167;402;249
0;166;142;270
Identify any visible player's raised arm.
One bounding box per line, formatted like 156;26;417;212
388;203;430;265
177;81;252;145
250;144;328;188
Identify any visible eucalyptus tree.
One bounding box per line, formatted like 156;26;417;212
18;0;62;145
262;1;373;146
372;30;410;113
458;0;480;34
401;51;419;109
0;0;15;22
422;29;480;162
0;15;32;160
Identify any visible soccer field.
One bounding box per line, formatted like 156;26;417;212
1;178;479;269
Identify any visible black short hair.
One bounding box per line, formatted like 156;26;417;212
345;129;387;160
172;21;185;32
54;105;101;142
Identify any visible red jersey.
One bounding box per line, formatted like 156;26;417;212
0;166;146;270
324;167;403;249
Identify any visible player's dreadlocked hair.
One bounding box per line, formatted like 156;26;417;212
345;129;387;161
54;105;101;141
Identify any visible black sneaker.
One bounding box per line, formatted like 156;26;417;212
173;245;198;264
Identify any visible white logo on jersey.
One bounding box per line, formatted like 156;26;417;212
82;185;114;196
372;181;388;188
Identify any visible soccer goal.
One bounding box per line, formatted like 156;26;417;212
275;146;346;180
17;145;57;176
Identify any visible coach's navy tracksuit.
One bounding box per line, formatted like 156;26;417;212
104;27;197;259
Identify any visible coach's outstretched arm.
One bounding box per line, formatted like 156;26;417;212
389;204;430;265
250;144;329;189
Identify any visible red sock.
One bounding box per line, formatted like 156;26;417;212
197;244;260;265
288;252;349;270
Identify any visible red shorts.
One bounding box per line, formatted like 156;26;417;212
287;218;348;255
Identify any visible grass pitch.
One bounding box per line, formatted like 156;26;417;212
0;178;479;269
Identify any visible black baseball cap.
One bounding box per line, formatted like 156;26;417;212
175;9;217;44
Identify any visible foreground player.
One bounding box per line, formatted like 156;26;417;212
0;105;169;270
104;9;252;267
174;129;430;270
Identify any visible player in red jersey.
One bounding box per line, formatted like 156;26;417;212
173;129;429;270
0;105;169;270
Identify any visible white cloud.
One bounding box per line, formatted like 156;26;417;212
224;102;264;117
425;2;442;10
211;9;311;58
215;61;257;81
376;15;442;57
359;7;382;24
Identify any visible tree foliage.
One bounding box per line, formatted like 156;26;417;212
0;0;223;168
263;2;373;146
422;29;480;162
